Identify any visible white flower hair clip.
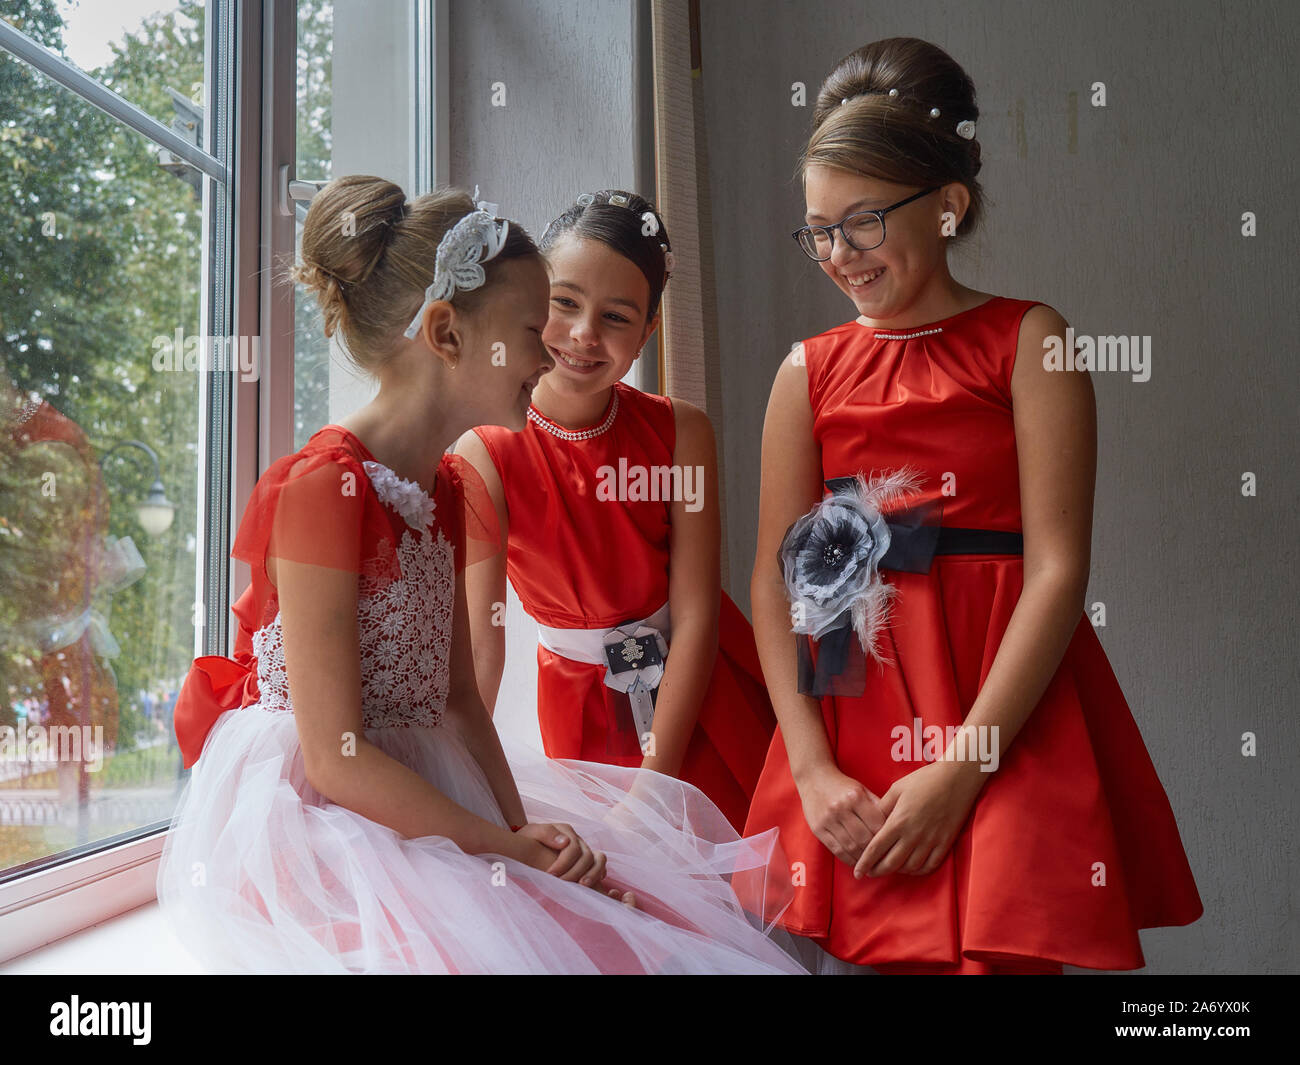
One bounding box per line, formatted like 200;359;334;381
403;188;510;340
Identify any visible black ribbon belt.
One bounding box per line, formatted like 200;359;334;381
887;525;1025;568
798;477;1023;696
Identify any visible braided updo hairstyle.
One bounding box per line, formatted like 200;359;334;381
291;175;540;371
803;38;985;241
540;190;673;320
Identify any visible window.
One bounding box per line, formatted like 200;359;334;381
0;0;438;963
290;0;434;447
1;0;233;896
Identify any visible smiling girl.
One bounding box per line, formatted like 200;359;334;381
158;177;803;974
743;39;1202;974
457;190;776;832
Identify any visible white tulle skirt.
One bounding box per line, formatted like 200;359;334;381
156;705;807;974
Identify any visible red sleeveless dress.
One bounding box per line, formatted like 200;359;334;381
474;382;776;831
743;297;1203;972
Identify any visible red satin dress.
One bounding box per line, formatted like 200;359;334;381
743;297;1203;973
474;382;776;832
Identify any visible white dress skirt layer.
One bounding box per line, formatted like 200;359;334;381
156;703;808;975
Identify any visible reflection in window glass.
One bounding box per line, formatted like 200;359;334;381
0;15;204;872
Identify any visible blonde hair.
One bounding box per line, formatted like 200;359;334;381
291;175;539;370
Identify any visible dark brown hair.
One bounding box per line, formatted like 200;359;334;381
539;190;672;320
292;176;540;370
803;38;985;240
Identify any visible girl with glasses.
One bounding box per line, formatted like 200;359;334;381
742;38;1202;974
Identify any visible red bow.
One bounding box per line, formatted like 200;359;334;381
174;653;260;768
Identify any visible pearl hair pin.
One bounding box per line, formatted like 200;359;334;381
839;89;976;142
567;192;674;281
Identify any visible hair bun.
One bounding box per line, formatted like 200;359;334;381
815;38;978;134
291;260;348;338
302;176;406;283
291;175;411;338
289;178;538;371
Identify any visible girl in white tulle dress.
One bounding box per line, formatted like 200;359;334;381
155;176;803;975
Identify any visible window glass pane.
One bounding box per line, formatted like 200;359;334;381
293;0;333;450
292;0;417;448
0;25;207;871
16;0;207;139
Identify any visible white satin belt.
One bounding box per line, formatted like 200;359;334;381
536;602;671;740
535;601;671;663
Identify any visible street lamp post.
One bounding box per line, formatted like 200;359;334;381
98;440;175;536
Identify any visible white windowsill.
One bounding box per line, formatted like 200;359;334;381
1;896;204;974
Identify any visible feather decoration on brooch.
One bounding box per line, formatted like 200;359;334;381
779;467;924;665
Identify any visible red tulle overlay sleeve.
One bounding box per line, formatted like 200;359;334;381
235;447;367;572
439;451;503;573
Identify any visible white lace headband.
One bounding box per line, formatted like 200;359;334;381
403;190;510;340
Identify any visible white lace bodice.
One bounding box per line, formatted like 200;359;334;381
251;461;454;729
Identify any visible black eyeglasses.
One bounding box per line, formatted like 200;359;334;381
792;187;942;261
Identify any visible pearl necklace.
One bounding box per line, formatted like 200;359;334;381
872;327;944;340
527;390;619;441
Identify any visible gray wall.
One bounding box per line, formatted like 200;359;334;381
448;0;1297;972
448;0;639;751
449;0;638;247
698;0;1298;973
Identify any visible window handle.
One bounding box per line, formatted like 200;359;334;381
277;164;326;219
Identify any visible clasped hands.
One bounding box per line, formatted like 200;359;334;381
797;758;988;879
514;822;637;906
